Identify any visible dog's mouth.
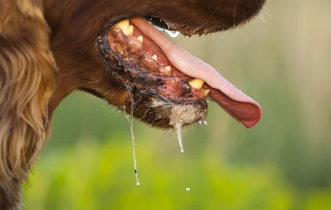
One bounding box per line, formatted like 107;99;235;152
98;17;261;129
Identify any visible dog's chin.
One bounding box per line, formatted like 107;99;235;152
121;89;207;129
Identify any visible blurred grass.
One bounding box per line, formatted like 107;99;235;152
23;0;331;209
23;131;331;210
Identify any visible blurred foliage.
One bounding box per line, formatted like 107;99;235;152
23;0;331;209
23;130;331;210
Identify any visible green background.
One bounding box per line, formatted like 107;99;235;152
23;0;331;209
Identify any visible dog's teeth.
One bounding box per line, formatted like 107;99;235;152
115;19;134;35
204;89;210;97
116;19;129;28
116;19;130;34
152;54;158;61
189;78;204;89
137;36;143;44
164;66;171;71
128;25;134;35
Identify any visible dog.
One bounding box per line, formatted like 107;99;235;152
0;0;265;209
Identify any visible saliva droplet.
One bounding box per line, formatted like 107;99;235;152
186;186;191;191
150;22;180;38
174;124;184;153
135;170;140;186
165;30;180;38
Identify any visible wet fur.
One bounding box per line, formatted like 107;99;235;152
0;0;266;209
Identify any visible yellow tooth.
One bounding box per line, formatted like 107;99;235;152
127;25;134;35
204;89;210;97
164;66;171;71
137;36;143;44
115;19;133;35
189;78;204;89
152;54;158;61
116;19;129;31
116;19;129;27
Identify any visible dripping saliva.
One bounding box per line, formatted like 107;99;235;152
174;124;184;153
127;88;140;186
198;120;207;125
165;30;180;38
122;105;131;123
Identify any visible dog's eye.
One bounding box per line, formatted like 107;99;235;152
145;16;180;38
146;16;168;29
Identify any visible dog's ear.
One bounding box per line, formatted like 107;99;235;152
0;0;57;202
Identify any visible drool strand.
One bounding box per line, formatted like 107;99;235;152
128;91;140;185
174;123;184;153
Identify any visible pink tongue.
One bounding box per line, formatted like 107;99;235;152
130;18;261;128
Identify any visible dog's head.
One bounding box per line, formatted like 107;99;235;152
0;0;266;206
48;0;265;130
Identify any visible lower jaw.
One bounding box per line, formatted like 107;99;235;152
119;87;208;128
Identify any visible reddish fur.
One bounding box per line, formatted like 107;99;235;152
0;0;266;209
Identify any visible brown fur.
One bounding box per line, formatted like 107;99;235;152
0;0;57;208
0;0;266;209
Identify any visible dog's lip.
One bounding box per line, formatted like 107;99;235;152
130;18;261;128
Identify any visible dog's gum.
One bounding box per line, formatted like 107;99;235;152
140;55;159;72
128;38;144;55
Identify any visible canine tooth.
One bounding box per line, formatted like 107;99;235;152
204;89;210;97
152;54;158;61
137;36;143;44
116;19;129;28
116;19;130;34
164;66;171;71
189;78;204;89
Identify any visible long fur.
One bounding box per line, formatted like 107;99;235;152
0;0;58;208
0;0;266;209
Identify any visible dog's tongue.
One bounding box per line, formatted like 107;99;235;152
130;18;261;128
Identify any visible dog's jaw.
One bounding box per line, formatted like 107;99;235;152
45;0;266;123
96;18;261;128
